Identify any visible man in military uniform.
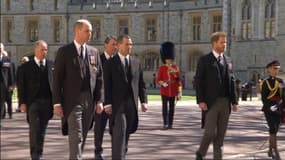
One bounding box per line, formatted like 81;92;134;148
261;60;284;160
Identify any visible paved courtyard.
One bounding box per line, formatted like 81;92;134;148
1;99;284;159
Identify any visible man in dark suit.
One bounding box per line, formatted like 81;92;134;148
0;43;12;127
104;35;148;160
53;19;103;160
195;32;238;160
2;51;16;119
94;35;117;160
16;56;30;113
17;40;53;160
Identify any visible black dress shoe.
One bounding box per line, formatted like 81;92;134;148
162;125;168;130
95;154;105;160
196;151;203;160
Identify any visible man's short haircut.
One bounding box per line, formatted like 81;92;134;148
117;35;131;44
211;32;226;44
73;19;91;32
104;35;117;44
34;40;47;48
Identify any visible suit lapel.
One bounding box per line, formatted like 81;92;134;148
114;54;128;83
86;45;97;95
209;53;222;83
46;60;53;91
130;56;136;79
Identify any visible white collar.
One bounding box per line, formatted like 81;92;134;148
34;57;46;66
73;40;86;56
118;52;129;65
104;51;112;60
212;50;224;59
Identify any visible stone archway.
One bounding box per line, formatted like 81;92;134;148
187;47;204;72
139;49;160;88
183;47;204;89
140;49;160;71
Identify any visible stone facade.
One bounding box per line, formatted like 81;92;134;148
1;0;284;88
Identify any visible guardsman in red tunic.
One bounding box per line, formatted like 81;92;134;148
156;42;182;130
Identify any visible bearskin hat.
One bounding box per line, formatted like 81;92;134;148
160;41;175;64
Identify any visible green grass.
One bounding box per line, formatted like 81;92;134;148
147;94;196;101
12;88;196;103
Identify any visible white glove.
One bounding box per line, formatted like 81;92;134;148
161;82;168;87
176;91;182;101
270;105;278;112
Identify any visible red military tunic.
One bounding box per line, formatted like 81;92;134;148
156;64;182;97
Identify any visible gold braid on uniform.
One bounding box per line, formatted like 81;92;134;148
265;79;280;99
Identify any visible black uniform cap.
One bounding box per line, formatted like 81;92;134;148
266;60;280;68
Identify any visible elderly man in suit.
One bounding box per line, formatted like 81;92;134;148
104;35;148;160
17;40;53;160
53;19;103;160
94;35;117;160
195;32;238;160
0;43;12;127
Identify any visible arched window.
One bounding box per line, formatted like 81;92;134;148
265;0;276;39
188;49;203;72
241;0;252;40
141;52;160;71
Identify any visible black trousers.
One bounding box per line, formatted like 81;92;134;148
161;95;175;127
2;90;13;118
111;98;136;160
94;111;109;155
0;81;8;123
264;112;281;134
28;99;52;160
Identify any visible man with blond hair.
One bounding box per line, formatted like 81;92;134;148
53;19;103;159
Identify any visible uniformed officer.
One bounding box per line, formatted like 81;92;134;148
156;41;182;130
261;60;284;160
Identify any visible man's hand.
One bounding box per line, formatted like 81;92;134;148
232;104;238;112
198;102;208;111
20;104;27;112
141;103;148;112
104;105;112;115
176;91;182;101
53;104;64;117
96;102;103;114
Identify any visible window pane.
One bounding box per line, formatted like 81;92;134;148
146;18;157;41
91;20;101;41
118;19;129;35
54;20;60;42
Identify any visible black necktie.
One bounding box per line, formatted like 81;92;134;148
217;55;221;63
218;55;225;65
39;60;44;71
80;46;84;59
125;57;129;72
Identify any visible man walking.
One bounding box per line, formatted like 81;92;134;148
0;43;12;127
104;35;148;160
17;40;53;160
53;19;103;160
195;32;238;160
94;35;117;160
